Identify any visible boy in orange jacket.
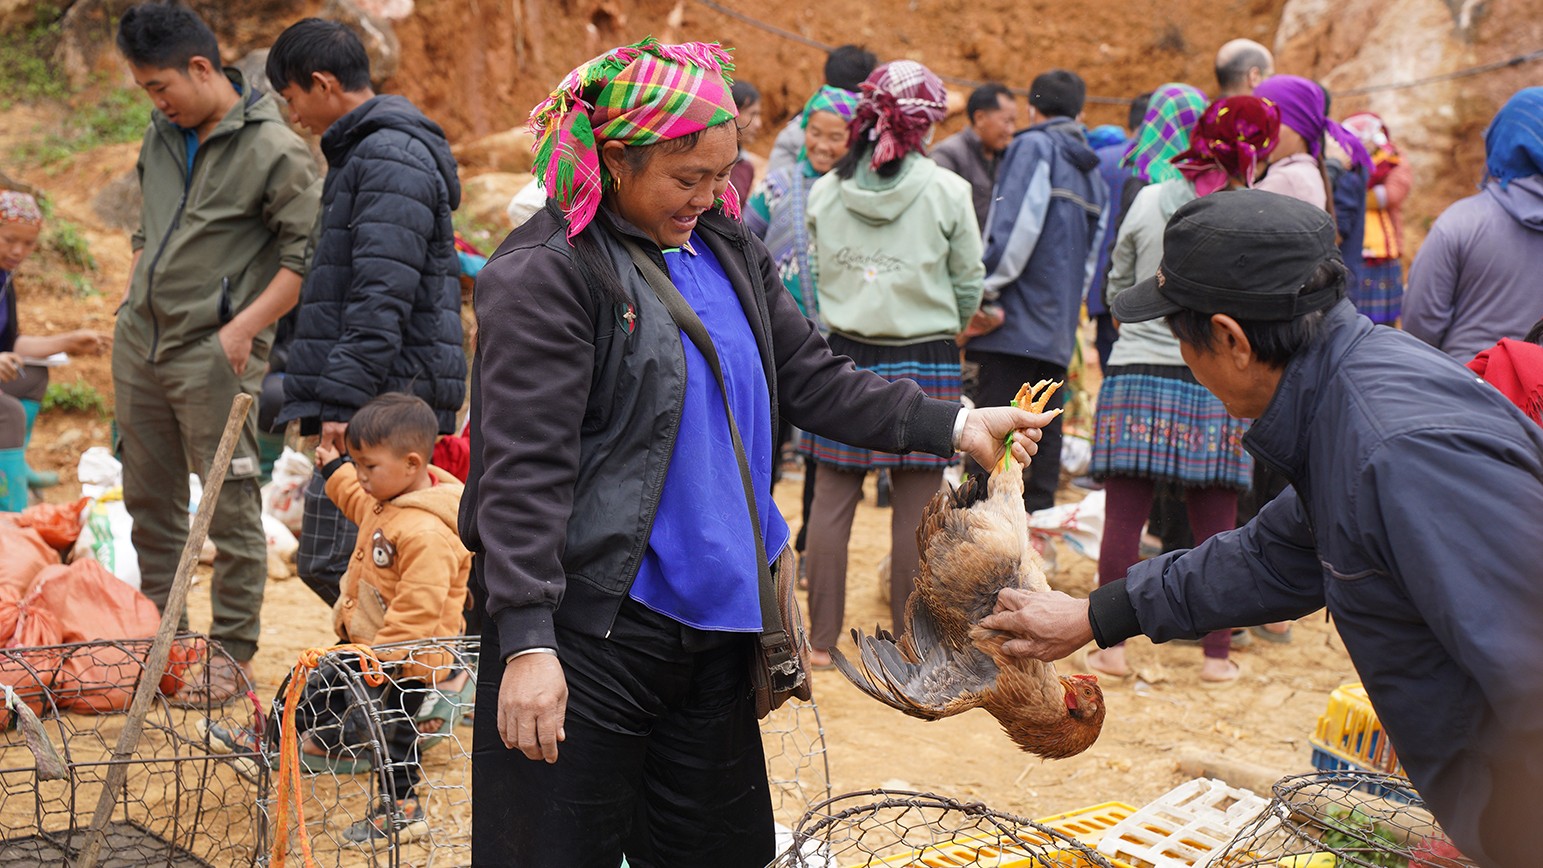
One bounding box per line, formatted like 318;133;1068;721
309;392;472;844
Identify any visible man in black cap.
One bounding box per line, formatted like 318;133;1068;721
980;189;1543;868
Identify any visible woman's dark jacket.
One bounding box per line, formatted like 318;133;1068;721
277;95;465;434
460;203;961;653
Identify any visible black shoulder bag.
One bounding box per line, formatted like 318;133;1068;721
620;238;811;718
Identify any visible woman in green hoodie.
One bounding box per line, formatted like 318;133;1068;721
802;61;985;666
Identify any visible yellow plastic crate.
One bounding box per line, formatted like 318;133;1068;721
844;802;1137;868
1310;683;1403;775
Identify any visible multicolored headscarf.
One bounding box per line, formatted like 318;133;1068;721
529;38;740;239
848;60;949;171
1251;75;1371;175
1173;96;1281;197
798;85;860;163
1483;87;1543;187
1121;83;1209;184
0;191;43;226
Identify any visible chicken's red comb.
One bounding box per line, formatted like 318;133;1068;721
1070;673;1098;683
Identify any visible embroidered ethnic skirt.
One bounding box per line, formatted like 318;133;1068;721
1091;364;1252;489
1351;258;1404;325
802;334;961;470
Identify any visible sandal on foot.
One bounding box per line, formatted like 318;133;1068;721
1081;649;1133;680
415;674;476;748
807;649;836;671
1200;659;1243;688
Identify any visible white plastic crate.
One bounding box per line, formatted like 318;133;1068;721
1095;778;1273;868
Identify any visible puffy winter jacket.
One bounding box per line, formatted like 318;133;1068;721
968;118;1107;367
279;95;466;434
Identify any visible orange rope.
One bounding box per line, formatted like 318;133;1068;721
270;644;386;868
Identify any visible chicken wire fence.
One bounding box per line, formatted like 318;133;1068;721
768;789;1118;868
1211;771;1475;867
256;637;832;868
0;635;263;867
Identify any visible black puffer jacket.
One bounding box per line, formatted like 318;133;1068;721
278;95;465;434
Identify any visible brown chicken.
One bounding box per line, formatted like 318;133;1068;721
832;381;1105;760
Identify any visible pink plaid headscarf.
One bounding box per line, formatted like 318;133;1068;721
530;38;740;240
848;60;949;171
0;191;43;226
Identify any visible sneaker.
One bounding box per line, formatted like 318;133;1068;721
343;797;429;846
197;718;260;755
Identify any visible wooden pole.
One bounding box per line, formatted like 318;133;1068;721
73;393;253;868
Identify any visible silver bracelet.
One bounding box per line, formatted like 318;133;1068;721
504;647;558;664
951;407;970;452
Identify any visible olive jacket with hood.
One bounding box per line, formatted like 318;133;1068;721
277;95;466;435
121;69;320;363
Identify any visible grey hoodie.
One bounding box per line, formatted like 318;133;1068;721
1405;175;1543;360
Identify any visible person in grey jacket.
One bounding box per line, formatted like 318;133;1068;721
931;83;1017;231
1405;87;1543;360
266;18;465;606
982;190;1543;868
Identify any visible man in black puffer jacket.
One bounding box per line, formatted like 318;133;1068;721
268;19;465;605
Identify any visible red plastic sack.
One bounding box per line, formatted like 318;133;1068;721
14;497;90;551
0;584;66;729
0;521;59;599
32;560;160;644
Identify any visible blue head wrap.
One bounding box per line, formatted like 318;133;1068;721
1485;87;1543;186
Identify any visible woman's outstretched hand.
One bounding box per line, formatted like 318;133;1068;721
957;405;1061;470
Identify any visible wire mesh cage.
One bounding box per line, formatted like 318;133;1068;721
769;789;1119;868
0;634;264;867
256;637;477;868
1211;771;1476;867
255;637;835;867
762;697;832;828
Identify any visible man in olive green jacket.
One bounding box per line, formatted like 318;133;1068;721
114;4;320;699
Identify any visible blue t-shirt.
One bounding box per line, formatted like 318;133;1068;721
627;237;791;632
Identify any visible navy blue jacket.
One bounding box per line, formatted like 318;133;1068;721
279;95;465;434
1089;301;1543;866
967;118;1107;368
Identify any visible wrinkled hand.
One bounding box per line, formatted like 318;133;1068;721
217;323;254;376
978;588;1094;661
957;406;1059;470
0;352;19;382
320;421;350;457
498;653;567;763
314;441;339;468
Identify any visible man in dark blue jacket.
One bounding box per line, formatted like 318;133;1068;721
965;69;1107;512
983;190;1543;867
267;19;466;605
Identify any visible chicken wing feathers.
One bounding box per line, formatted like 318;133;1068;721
831;592;998;720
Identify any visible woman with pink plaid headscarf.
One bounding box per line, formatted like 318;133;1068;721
467;41;1050;865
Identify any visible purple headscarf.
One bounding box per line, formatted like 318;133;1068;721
1252;75;1371;174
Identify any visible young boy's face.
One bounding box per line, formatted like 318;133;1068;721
128;59;221;131
350;442;427;501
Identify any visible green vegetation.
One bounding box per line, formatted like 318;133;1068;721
45;217;96;270
21;88;152;165
1317;807;1406;868
452;210;505;257
2;3;150;164
0;4;68;104
42;378;110;418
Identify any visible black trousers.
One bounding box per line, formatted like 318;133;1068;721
270;659;427;799
963;350;1067;513
471;600;775;868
